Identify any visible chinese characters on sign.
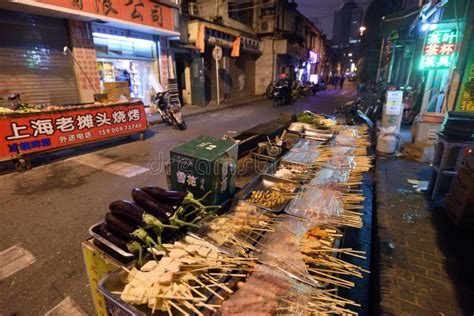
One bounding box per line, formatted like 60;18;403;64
0;105;147;160
151;4;163;26
126;0;144;20
37;0;174;31
68;20;100;96
176;171;203;189
457;44;474;112
420;29;457;70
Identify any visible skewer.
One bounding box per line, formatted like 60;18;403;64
202;274;233;294
168;300;190;316
209;272;247;277
165;302;173;316
182;301;204;316
190;275;225;300
308;268;355;287
154;295;206;302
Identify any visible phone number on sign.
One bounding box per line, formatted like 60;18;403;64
98;123;144;136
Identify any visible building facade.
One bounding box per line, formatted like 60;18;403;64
332;0;364;46
254;0;331;95
332;0;364;77
377;0;474;113
172;0;263;105
0;0;331;108
172;0;331;104
0;0;181;107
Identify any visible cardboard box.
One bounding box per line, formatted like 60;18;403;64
170;136;238;205
104;87;131;101
103;81;129;90
413;120;441;144
422;112;446;123
403;141;434;163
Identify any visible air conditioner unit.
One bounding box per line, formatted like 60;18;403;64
188;2;200;16
259;20;274;33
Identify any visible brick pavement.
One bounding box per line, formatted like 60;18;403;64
375;156;474;315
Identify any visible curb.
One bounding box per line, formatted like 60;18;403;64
147;97;264;126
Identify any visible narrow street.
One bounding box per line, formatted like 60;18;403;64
0;85;357;315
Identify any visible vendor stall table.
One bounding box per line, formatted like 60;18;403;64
429;133;474;200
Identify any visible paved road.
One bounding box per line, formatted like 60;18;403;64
0;84;357;315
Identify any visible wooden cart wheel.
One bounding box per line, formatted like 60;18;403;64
15;159;31;172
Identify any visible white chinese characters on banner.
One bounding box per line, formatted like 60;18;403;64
31;119;55;136
113;111;127;124
6;123;30;140
96;112;112;127
55;117;75;132
77;114;95;130
5;109;141;142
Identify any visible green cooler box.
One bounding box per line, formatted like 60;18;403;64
170;136;238;205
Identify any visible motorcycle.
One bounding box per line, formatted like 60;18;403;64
363;98;383;121
291;80;303;99
263;81;275;100
300;81;314;97
272;80;292;107
153;91;187;130
335;97;374;129
311;80;327;95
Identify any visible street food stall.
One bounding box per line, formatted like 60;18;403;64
82;111;373;315
0;100;148;170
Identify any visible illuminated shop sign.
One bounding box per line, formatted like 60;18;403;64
308;51;319;64
420;29;457;70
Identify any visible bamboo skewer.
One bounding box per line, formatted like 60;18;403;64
168;300;190;316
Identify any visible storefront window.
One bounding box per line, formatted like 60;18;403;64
93;33;159;105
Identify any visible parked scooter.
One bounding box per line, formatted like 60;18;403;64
263;81;275;100
153;91;187;130
299;81;314;97
291;80;303;99
272;79;292;107
335;98;374;129
313;79;327;94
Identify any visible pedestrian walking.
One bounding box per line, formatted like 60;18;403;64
339;74;345;90
332;75;339;90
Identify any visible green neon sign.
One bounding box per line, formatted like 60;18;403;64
420;29;457;70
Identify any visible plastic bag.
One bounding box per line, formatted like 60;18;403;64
285;187;344;224
309;168;351;188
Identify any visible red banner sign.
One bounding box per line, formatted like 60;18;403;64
0;103;148;160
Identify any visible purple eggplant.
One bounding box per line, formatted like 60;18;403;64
131;188;174;223
98;223;131;251
109;200;147;226
140;186;186;204
105;212;140;236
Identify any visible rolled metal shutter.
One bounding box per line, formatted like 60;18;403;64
0;10;80;105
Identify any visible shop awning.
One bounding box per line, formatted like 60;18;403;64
380;9;420;36
188;20;242;57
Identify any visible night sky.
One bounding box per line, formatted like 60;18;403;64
295;0;370;39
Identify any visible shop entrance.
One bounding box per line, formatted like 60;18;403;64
97;58;157;105
421;68;450;113
92;27;160;106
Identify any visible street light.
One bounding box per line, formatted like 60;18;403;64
359;26;367;36
348;52;353;57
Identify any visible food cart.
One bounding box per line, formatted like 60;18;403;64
82;112;373;315
0;100;148;170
